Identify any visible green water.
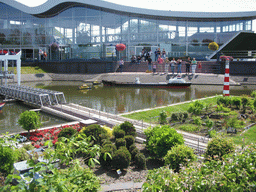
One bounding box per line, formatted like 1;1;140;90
0;81;255;134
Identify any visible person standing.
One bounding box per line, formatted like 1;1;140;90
162;49;166;59
198;61;202;73
191;58;197;74
147;55;152;72
186;57;191;75
152;62;157;74
165;58;170;74
118;59;124;72
157;55;164;75
156;48;161;61
170;58;176;75
177;58;182;74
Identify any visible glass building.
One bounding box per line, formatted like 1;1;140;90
0;0;255;61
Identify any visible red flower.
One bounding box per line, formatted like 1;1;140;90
34;144;40;148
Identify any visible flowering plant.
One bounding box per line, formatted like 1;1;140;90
21;124;81;148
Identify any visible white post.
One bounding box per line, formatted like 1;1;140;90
4;59;7;86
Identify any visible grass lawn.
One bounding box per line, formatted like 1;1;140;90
3;66;48;74
231;125;256;145
122;96;219;123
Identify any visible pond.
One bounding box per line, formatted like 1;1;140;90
0;81;255;134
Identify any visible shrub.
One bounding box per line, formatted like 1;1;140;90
101;139;112;146
134;153;147;169
112;147;131;169
251;90;256;98
113;127;125;139
124;135;135;149
215;104;230;113
18;111;41;134
14;147;30;162
205;117;214;129
22;144;34;151
217;95;231;107
208;129;217;138
231;97;242;109
58;127;77;139
131;147;140;160
99;144;116;168
171;113;179;121
144;125;184;158
192;116;202;126
159;111;167;124
129;144;137;153
225;117;240;129
171;112;189;122
119;121;137;137
81;124;108;145
115;138;126;149
0;145;15;176
188;100;205;115
143;144;256;191
164;144;196;172
101;125;113;138
241;95;251;112
205;136;235;160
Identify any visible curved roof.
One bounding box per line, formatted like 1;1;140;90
1;0;256;21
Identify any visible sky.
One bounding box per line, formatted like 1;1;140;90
14;0;256;31
15;0;256;12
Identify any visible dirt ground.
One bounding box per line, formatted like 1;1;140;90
92;143;164;185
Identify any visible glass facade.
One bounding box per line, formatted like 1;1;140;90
0;3;253;61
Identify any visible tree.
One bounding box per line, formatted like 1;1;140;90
18;111;41;134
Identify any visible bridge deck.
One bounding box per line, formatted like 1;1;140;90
0;85;66;106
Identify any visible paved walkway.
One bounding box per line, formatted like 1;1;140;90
6;72;256;86
87;72;241;85
101;182;143;192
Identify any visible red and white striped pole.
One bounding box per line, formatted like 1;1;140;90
223;57;230;96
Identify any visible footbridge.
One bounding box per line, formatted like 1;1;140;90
0;84;66;106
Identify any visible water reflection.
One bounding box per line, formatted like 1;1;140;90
32;81;255;114
1;81;255;134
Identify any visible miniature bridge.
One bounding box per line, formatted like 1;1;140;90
0;84;66;106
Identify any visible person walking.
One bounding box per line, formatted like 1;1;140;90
147;55;152;72
191;58;197;74
170;58;176;75
186;57;191;75
118;59;124;72
165;58;170;74
177;58;182;74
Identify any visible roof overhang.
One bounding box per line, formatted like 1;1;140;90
1;0;256;21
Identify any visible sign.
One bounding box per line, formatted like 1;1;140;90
248;51;252;56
